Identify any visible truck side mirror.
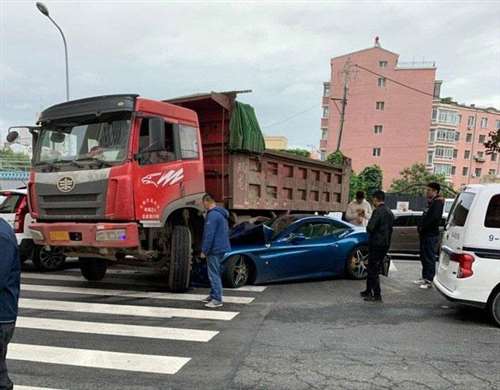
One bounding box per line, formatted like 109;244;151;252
6;130;19;143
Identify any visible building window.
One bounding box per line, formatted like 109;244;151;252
427;151;434;164
477;151;484;158
455;131;460;141
429;130;435;143
435;128;458;142
379;60;388;68
322;106;329;118
376;101;385;110
374;125;383;134
321;128;328;140
434;164;453;176
435;146;454;160
451;166;456;176
480;117;488;128
462;167;469;177
320;151;326;161
496;120;500;130
475;168;482;177
437;109;459;125
492;153;498;162
373;148;381;157
453;149;458;159
378;78;386;87
466;133;473;143
323;84;330;97
478;134;486;143
464;150;471;159
432;108;438;121
489;169;497;176
467;116;475;129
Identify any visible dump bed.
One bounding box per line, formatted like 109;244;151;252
166;91;351;214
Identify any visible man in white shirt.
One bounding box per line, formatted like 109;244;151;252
346;191;373;226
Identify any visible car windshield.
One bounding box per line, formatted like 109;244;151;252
265;215;300;239
448;192;475;227
34;112;131;165
0;193;22;213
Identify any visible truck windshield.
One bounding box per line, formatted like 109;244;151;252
34;112;131;165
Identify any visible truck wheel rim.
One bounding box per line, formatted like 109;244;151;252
233;257;248;286
352;249;368;278
40;247;65;269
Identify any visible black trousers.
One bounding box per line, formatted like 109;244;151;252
366;245;389;297
420;235;439;282
0;322;15;390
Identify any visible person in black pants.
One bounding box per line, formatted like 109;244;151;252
361;191;394;302
0;218;20;390
415;182;444;289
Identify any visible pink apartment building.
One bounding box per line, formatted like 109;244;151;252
320;40;500;189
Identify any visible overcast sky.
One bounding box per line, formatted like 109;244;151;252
1;0;499;150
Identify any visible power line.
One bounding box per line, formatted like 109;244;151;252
262;104;318;129
354;64;435;98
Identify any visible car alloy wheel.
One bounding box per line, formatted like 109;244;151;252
351;247;369;279
232;256;249;287
38;246;66;270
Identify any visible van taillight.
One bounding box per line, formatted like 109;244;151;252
14;197;28;234
450;252;475;278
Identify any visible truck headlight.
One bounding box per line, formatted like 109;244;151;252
96;229;127;241
30;229;44;241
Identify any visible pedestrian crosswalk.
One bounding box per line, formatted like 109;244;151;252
11;266;268;388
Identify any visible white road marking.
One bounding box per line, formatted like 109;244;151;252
8;344;190;375
15;387;64;390
21;284;254;304
389;262;398;272
19;298;239;321
229;285;267;292
65;268;144;275
16;316;218;342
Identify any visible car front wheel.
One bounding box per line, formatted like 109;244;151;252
345;246;369;280
33;246;66;271
488;290;500;327
223;255;251;288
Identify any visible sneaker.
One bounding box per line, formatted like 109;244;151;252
419;281;433;289
201;296;212;303
413;279;426;285
205;300;223;308
364;295;382;302
360;290;371;298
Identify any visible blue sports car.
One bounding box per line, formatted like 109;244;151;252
221;214;390;288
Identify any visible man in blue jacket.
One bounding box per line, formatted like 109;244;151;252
0;218;20;390
200;193;231;308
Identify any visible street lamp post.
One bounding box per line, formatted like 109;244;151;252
36;2;70;101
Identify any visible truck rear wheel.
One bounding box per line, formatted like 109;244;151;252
168;225;192;292
80;258;108;281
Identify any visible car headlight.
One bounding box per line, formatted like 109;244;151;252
96;229;127;241
30;229;44;241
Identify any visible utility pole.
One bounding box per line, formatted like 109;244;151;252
335;59;352;152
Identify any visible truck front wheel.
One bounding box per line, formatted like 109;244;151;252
80;258;108;281
168;225;192;292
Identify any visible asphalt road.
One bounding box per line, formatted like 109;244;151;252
9;260;500;390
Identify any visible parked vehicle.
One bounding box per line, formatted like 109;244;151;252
7;92;351;292
0;188;66;270
219;214;391;288
434;184;500;327
389;210;446;255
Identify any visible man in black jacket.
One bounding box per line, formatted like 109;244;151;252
361;190;394;302
0;218;20;390
415;182;444;289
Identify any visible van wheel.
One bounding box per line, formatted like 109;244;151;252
223;255;250;288
168;225;192;292
345;245;369;280
33;246;66;271
80;258;108;281
488;290;500;327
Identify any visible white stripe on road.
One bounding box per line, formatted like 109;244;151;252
65;267;144;275
19;298;238;321
15;387;64;390
389;262;398;272
229;285;267;292
16;316;218;342
8;343;190;375
20;284;254;304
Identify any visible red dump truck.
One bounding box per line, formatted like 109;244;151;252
8;90;351;292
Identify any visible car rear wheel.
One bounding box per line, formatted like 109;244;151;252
33;246;66;271
488;290;500;327
345;246;369;280
80;258;108;281
223;255;250;288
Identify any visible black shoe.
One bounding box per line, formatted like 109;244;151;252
360;290;371;298
364;295;382;302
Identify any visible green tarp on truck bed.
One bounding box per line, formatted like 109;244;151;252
229;101;266;154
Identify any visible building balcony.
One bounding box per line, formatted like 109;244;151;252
474;155;486;163
319;139;327;150
322;96;330;106
321;118;329;127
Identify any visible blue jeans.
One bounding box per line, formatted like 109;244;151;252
420;235;439;282
207;254;223;302
0;322;15;390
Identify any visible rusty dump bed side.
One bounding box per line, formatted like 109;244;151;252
165;91;351;214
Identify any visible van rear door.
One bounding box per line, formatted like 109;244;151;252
437;191;476;291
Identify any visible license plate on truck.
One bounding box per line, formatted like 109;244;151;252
49;231;69;241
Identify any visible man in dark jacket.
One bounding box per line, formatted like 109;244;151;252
415;182;444;289
0;218;20;390
361;191;394;302
201;193;231;308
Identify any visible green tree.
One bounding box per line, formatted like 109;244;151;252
0;148;30;171
485;129;500;155
279;148;311;158
358;165;383;198
390;163;454;197
326;150;345;166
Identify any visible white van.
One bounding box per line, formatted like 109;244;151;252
434;184;500;326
